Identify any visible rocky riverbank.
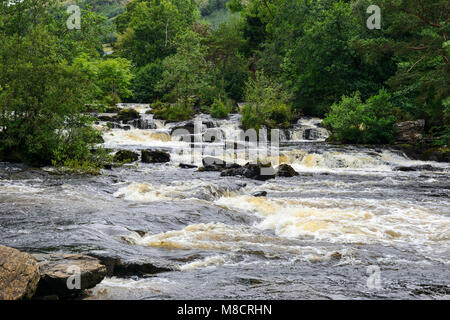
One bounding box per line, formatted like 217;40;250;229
0;245;174;300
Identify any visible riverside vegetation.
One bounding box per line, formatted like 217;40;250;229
0;0;448;170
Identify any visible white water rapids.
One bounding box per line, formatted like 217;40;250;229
1;104;449;299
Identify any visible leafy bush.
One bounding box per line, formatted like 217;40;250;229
152;99;193;122
133;62;164;103
240;72;292;130
323;90;397;144
209;98;233;119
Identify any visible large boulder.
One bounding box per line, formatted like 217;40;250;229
170;121;196;135
141;150;171;163
113;150;139;163
276;164;299;177
394;120;425;144
198;157;227;172
33;254;106;298
115;108;140;122
0;245;40;300
221;162;276;181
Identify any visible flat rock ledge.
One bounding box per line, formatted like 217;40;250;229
0;245;40;300
32;253;107;299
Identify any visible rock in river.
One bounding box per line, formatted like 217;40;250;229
276;164;299;177
32;254;106;298
141;150;171;163
0;245;40;300
221;162;276;181
113;150;139;163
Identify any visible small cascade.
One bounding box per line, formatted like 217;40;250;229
286;118;329;142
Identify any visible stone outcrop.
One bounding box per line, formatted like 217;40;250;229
113;150;139;163
394;120;425;144
33;254;106;298
115;108;140;122
90;255;175;278
276;164;299;177
0;245;40;300
221;162;276;181
141;150;171;163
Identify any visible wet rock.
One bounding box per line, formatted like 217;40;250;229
179;163;198;169
393;164;439;172
98;114;116;122
90;255;174;277
141;150;171;163
113;150;139;163
276;164;299;177
102;163;113;170
394;120;425;144
422;148;450;163
115;108;140;122
221;162;276;181
198;157;227;171
203;128;224;143
32;254;106;298
0;245;40;300
128;119;157;130
170;121;196;135
202;157;226;168
198;165;223;172
252;191;267;197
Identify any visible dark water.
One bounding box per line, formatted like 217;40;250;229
0;108;449;300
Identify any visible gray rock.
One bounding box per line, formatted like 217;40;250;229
141;150;171;163
394;120;425;144
276;164;299;177
33;254;106;298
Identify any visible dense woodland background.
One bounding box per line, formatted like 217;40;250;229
0;0;448;168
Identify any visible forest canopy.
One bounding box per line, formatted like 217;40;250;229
0;0;448;167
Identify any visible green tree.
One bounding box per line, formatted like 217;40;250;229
115;0;199;67
323;90;397;144
241;71;292;130
157;29;213;108
0;0;107;166
133;61;164;103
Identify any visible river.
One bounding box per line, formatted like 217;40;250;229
0;104;449;299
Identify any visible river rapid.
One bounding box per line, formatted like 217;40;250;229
0;104;449;299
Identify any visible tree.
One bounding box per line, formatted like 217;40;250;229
323;90;397;144
205;16;248;100
115;0;199;67
241;71;292;130
133;61;164;103
0;0;107;166
157;29;213;108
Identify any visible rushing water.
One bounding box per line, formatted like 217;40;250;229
0;104;449;300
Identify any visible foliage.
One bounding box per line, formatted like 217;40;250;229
72;54;134;106
152;100;193;122
209;97;233;119
157;29;214;107
133;62;164;103
115;0;199;67
240;71;292;130
323;90;397;144
0;1;109;166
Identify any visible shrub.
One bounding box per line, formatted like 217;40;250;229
153;99;193;122
209;97;232;119
323;90;397;144
133;62;164;103
240;72;292;130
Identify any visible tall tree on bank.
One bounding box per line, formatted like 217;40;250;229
0;0;107;165
115;0;199;67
